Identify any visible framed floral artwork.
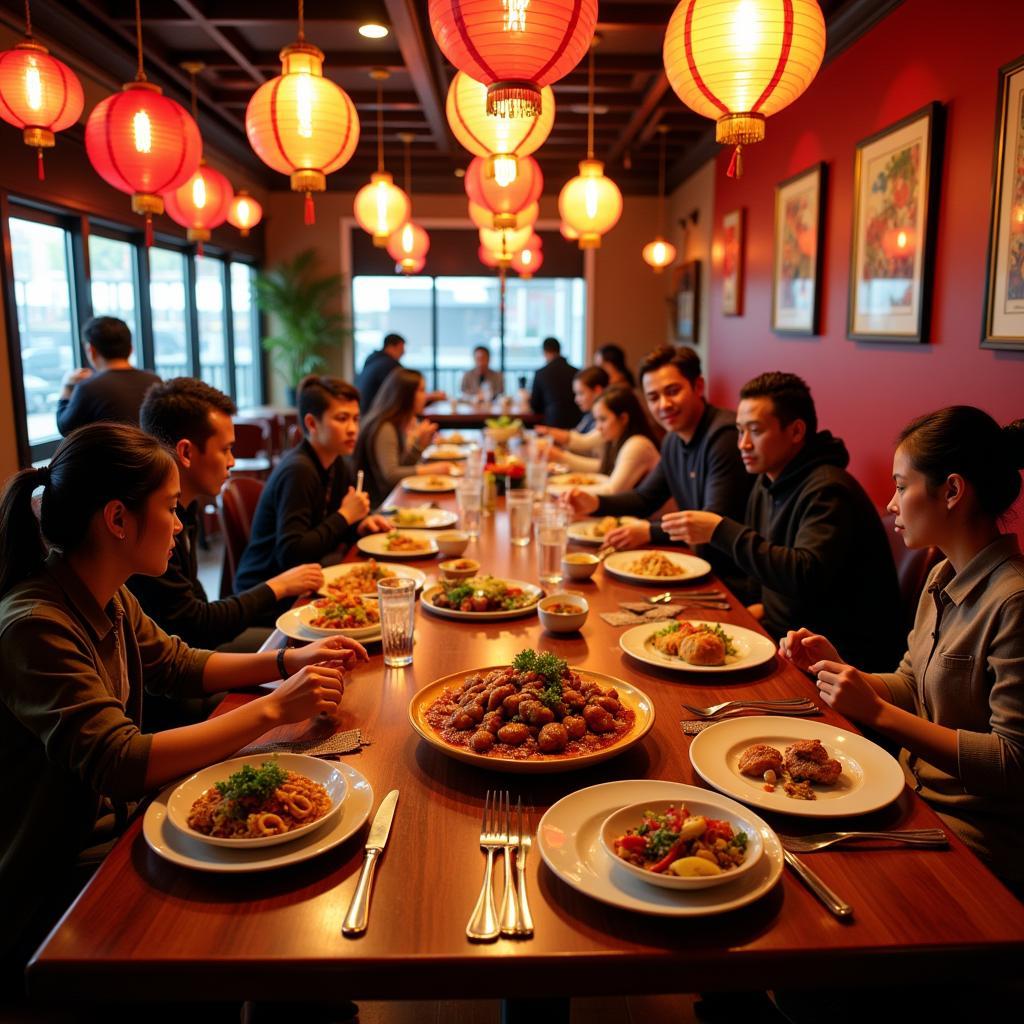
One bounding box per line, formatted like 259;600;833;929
721;209;744;316
674;260;701;343
848;103;944;342
772;163;827;335
983;54;1024;349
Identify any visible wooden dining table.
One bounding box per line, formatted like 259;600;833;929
28;483;1024;1010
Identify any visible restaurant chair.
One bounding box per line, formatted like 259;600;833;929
217;476;264;597
881;511;941;633
232;420;274;477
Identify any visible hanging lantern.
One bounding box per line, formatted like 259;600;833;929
480;223;532;258
387;221;430;273
0;2;84;182
642;125;678;273
464;154;542;229
468;198;538;232
511;233;544;278
227;190;263;237
430;0;597;117
559;159;623;249
478;243;504;269
164;162;233;255
398;254;427;275
446;71;554;185
246;5;359;225
560;221;579;242
663;0;826;177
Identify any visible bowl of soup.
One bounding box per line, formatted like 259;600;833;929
562;551;600;581
538;594;589;633
436;531;470;557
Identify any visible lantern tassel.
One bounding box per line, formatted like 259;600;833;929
36;149;45;182
304;192;315;226
727;144;743;179
144;215;153;248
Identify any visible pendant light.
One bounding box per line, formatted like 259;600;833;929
245;0;360;224
0;0;84;180
479;223;533;258
464;154;542;229
386;134;429;273
511;233;544;278
353;69;410;246
429;0;597;117
227;190;263;237
468;198;538;232
558;39;623;249
642;125;677;273
559;221;579;242
663;0;826;177
85;0;201;245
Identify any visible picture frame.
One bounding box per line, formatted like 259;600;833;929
772;163;827;335
848;102;944;342
721;209;744;316
982;54;1024;349
674;259;701;343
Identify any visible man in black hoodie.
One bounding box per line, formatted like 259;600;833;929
665;372;903;669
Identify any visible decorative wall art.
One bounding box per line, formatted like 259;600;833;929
772;163;826;335
721;209;744;316
848;103;944;342
674;260;701;343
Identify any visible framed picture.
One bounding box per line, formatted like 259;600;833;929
721;209;744;316
848;102;944;342
983;54;1024;349
674;260;701;343
772;163;826;335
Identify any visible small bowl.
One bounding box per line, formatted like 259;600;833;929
562;552;600;581
599;799;764;890
538;594;589;633
439;558;480;581
436;530;470;557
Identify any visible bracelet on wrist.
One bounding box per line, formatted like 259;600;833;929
277;647;289;680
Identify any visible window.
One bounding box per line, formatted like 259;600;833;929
504;277;586;385
9;217;77;448
195;256;228;394
88;235;140;363
436;277;500;396
230;262;261;408
149;247;190;380
353;276;433;384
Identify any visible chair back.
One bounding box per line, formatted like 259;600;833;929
881;511;941;633
232;419;273;459
217;477;264;597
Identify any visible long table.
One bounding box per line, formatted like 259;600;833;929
28;486;1024;1004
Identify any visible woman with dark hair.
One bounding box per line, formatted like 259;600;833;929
0;423;367;966
356;367;454;506
781;406;1024;894
595;343;635;388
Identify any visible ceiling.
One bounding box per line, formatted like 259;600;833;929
4;0;901;196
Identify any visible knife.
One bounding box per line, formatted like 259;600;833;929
783;848;853;920
341;789;399;937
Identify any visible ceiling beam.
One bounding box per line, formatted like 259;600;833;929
604;70;670;166
170;1;264;84
167;50;406;73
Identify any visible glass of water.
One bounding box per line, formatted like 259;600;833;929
536;508;568;586
526;458;548;496
457;478;483;539
507;488;534;547
377;578;416;668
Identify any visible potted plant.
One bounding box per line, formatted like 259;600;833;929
254;249;352;404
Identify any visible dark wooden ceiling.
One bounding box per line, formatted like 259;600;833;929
3;0;901;195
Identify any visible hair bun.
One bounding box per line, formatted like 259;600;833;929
1002;419;1024;471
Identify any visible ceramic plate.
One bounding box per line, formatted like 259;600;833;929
275;606;381;644
321;561;426;593
408;667;655;774
546;473;611;496
144;762;373;872
619;620;777;673
420;578;542;621
386;508;459;530
602;549;712;584
293;597;380;639
567;517;645;545
689;716;907;817
422;444;468;461
537;779;782;915
356;530;439;559
402;475;457;493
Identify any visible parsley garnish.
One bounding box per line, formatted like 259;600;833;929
215;759;287;817
512;649;568;709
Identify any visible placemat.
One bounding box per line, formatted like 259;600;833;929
239;728;368;758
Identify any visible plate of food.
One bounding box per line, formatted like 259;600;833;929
402;474;457;493
274;605;381;644
567;515;645;545
408;650;655;773
293;595;380;638
387;507;459;530
619;620;777;673
602;549;711;584
437;432;468;445
420;575;542;621
356;530;439;559
143;761;374;873
546;472;611;496
321;559;426;594
165;754;347;849
422;443;468;461
537;780;782;915
689;716;907;817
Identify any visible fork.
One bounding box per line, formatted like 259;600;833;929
512;798;534;938
682;697;817;718
650;590;726;603
780;829;949;852
498;793;521;938
466;790;504;941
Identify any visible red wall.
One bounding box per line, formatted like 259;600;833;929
707;0;1024;529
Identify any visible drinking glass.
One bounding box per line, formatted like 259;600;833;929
536;508;568;586
464;444;486;481
377;578;416;668
526;458;548;497
507;488;534;547
457;479;483;539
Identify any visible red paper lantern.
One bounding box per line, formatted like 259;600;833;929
86;82;202;245
227;190;263;237
0;39;83;181
429;0;598;117
387;221;430;273
511;234;544;278
465;154;542;229
398;255;427;275
164;162;233;255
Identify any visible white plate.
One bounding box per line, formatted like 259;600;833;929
402;475;457;493
537;780;782;916
275;606;382;644
356;530;439;559
165;754;348;849
602;549;712;584
144;762;373;872
321;561;427;592
567;517;644;545
619;620;777;673
420;578;543;621
689;716;907;817
294;597;380;639
386;508;459;530
422;444;468;461
546;473;611;496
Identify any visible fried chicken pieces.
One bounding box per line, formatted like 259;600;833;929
738;738;843;798
738;744;783;777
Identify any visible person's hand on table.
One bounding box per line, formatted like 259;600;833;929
417;461;454;475
266;563;324;600
604;519;650;550
661;510;722;545
339;486;370;524
810;658;883;724
412;418;438;449
535;425;569;445
780;628;840;672
267;663;346;721
289;634;369;669
560;487;598;516
357;514;392;535
547;444;567;461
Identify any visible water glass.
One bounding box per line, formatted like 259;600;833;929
464;444;486;481
526;459;548;496
377;578;415;668
507;488;534;547
536;508;568;587
457;479;483;539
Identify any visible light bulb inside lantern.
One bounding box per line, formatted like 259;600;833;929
503;0;530;32
584;178;599;220
491;155;517;187
132;110;152;153
25;60;42;111
375;181;390;232
896;230;907;250
236;199;251;226
400;223;414;255
295;74;314;138
192;175;207;209
520;249;534;266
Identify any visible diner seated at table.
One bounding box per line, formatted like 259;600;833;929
356;367;456;506
780;406;1024;895
665;371;903;669
0;422;368;972
535;364;609;456
233;376;390;602
595;342;636;388
459;345;504;400
547;386;660;493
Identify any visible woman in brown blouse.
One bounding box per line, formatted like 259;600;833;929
781;406;1024;893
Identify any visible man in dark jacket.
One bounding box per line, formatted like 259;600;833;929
356;333;405;412
132;378;323;651
56;316;160;435
665;372;903;669
530;337;579;429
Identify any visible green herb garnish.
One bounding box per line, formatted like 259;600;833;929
512;649;568;709
654;621;681;638
215;759;287;817
701;623;737;657
645;826;679;858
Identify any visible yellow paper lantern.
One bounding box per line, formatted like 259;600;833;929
642;238;677;273
467;198;539;232
479;223;533;257
560;221;579;242
663;0;826;176
227;190;263;237
558;159;623;249
354;172;411;246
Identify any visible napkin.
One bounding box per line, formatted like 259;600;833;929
600;603;685;627
239;729;368;758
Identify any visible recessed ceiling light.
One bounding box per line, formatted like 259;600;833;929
359;23;390;39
